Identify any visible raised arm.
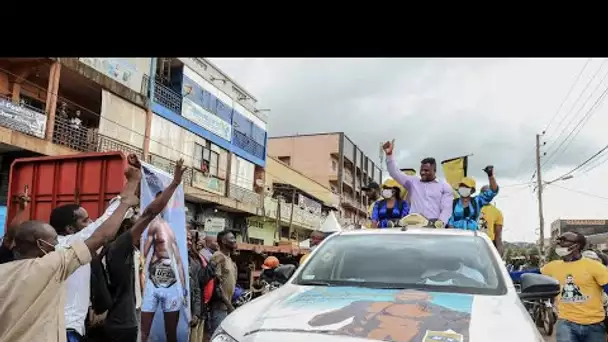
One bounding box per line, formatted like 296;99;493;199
64;155;141;243
83;158;141;254
2;192;30;248
383;140;416;190
477;166;499;206
127;159;186;243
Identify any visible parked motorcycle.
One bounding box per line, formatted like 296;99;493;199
238;264;297;307
512;272;557;336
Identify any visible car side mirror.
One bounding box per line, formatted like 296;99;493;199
519;273;560;300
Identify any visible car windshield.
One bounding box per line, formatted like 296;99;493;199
293;233;507;295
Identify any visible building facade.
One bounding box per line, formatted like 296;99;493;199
245;156;337;246
267;132;382;224
0;57;269;243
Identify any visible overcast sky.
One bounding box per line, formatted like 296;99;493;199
211;58;608;242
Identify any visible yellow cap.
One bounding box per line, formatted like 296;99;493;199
459;177;476;189
382;178;407;199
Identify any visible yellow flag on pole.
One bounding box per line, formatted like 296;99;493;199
441;156;469;191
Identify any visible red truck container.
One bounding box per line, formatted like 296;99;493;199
6;151;128;225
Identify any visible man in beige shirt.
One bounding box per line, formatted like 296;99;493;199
208;230;238;336
0;157;142;342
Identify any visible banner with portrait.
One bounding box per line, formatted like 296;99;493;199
139;162;190;342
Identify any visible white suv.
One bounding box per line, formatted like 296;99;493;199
212;228;559;342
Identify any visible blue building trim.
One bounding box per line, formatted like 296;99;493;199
151;102;266;167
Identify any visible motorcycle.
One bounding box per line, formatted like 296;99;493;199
238;264;297;306
232;285;253;308
511;271;557;336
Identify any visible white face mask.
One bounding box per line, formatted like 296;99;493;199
381;189;393;199
458;187;472;197
555;246;574;257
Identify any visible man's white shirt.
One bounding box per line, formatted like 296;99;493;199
56;197;122;336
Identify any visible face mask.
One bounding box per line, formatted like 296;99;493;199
381;189;393;199
555;246;575;257
458;187;472;197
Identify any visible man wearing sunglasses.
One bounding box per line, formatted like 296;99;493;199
541;232;608;342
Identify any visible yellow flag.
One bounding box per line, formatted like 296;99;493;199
441;156;468;191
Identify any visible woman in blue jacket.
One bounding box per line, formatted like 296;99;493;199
371;179;410;228
448;166;499;231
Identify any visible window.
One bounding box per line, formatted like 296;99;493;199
294;234;506;296
331;160;337;171
194;142;219;177
278;156;291;166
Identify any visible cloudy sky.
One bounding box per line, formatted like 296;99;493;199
211;58;608;242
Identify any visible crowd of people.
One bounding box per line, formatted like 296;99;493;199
0;154;243;342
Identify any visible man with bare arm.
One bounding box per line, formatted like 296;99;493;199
140;178;187;342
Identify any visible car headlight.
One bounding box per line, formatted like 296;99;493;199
211;327;238;342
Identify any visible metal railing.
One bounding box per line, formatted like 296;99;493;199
263;197;322;229
153;79;182;114
52;114;99;152
228;183;261;208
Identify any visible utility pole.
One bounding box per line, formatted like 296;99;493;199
535;133;545;260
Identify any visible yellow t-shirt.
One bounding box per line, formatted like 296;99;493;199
541;258;608;324
479;205;503;241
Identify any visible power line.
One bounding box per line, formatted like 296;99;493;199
542;82;608;169
549;184;608;201
579;149;608;175
543;59;607;149
547;142;608;183
543;58;591;133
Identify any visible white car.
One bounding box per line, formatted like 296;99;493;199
212;228;559;342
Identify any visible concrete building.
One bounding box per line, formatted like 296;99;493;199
0;57;269;242
268;132;382;224
245;156;339;247
550;219;608;249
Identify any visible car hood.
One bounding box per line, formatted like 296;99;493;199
221;284;544;342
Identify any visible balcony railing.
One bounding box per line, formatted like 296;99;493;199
263;197;322;229
153;79;182;114
228;183;261;208
53;114;100;152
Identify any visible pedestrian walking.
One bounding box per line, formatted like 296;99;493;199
208;230;237;335
541;232;608;342
187;229;205;342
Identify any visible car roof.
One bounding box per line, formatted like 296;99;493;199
336;227;488;238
